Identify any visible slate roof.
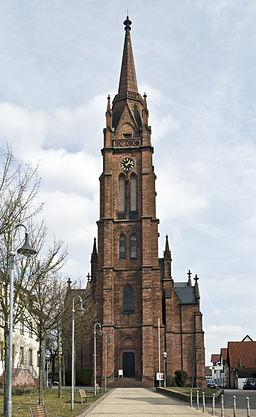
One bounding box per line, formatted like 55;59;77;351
174;282;197;304
228;341;256;368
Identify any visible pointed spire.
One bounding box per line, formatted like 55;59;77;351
164;235;171;258
107;94;111;112
91;237;97;260
194;274;200;301
105;94;112;129
118;16;138;94
143;93;148;111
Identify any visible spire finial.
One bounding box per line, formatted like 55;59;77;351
123;15;132;31
87;272;91;283
187;269;192;286
67;277;72;288
107;94;111;112
194;274;199;284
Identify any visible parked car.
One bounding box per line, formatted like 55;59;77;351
243;378;256;390
207;379;218;388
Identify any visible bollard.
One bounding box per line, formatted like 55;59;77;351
190;388;193;407
221;394;224;417
202;391;206;412
233;395;236;417
246;397;250;417
196;389;199;410
212;393;215;416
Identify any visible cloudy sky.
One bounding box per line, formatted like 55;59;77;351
0;0;255;365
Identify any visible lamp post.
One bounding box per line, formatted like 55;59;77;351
163;352;167;387
104;334;112;391
94;322;102;397
71;295;85;411
7;224;37;417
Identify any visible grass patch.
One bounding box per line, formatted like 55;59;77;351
165;386;218;397
0;388;104;417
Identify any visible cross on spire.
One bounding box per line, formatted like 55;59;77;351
87;272;91;283
187;269;192;286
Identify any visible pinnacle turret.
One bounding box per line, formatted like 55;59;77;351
164;235;171;258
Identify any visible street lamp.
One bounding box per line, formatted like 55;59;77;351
7;224;37;417
94;322;102;397
104;334;112;391
163;351;167;388
71;295;85;411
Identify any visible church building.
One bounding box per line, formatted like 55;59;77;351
67;17;205;388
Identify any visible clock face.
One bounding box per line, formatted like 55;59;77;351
121;157;135;172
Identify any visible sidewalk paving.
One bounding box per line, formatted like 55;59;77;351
79;387;210;416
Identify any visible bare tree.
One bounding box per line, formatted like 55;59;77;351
0;147;42;414
0;146;41;236
62;281;96;387
24;249;67;405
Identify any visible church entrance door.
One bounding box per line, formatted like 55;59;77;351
123;352;135;377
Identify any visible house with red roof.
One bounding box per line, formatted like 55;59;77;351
210;336;256;388
228;336;256;389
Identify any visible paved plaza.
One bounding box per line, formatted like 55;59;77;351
80;387;209;417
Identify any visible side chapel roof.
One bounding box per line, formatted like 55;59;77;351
173;282;197;304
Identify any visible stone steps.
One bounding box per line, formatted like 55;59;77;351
108;377;149;388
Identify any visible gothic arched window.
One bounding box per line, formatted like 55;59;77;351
119;235;126;259
123;286;134;313
119;175;126;213
130;235;136;259
130;174;137;212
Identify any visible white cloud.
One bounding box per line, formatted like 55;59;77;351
157;162;209;220
205;325;255;364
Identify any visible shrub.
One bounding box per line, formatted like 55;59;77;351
174;370;187;387
166;374;176;387
12;386;36;395
76;368;92;386
65;368;92;386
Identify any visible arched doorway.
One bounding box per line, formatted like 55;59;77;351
120;336;137;378
123;352;135;377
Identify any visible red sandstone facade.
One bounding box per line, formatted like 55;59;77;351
68;17;205;387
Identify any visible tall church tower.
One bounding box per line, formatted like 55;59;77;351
94;16;162;385
89;16;205;387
